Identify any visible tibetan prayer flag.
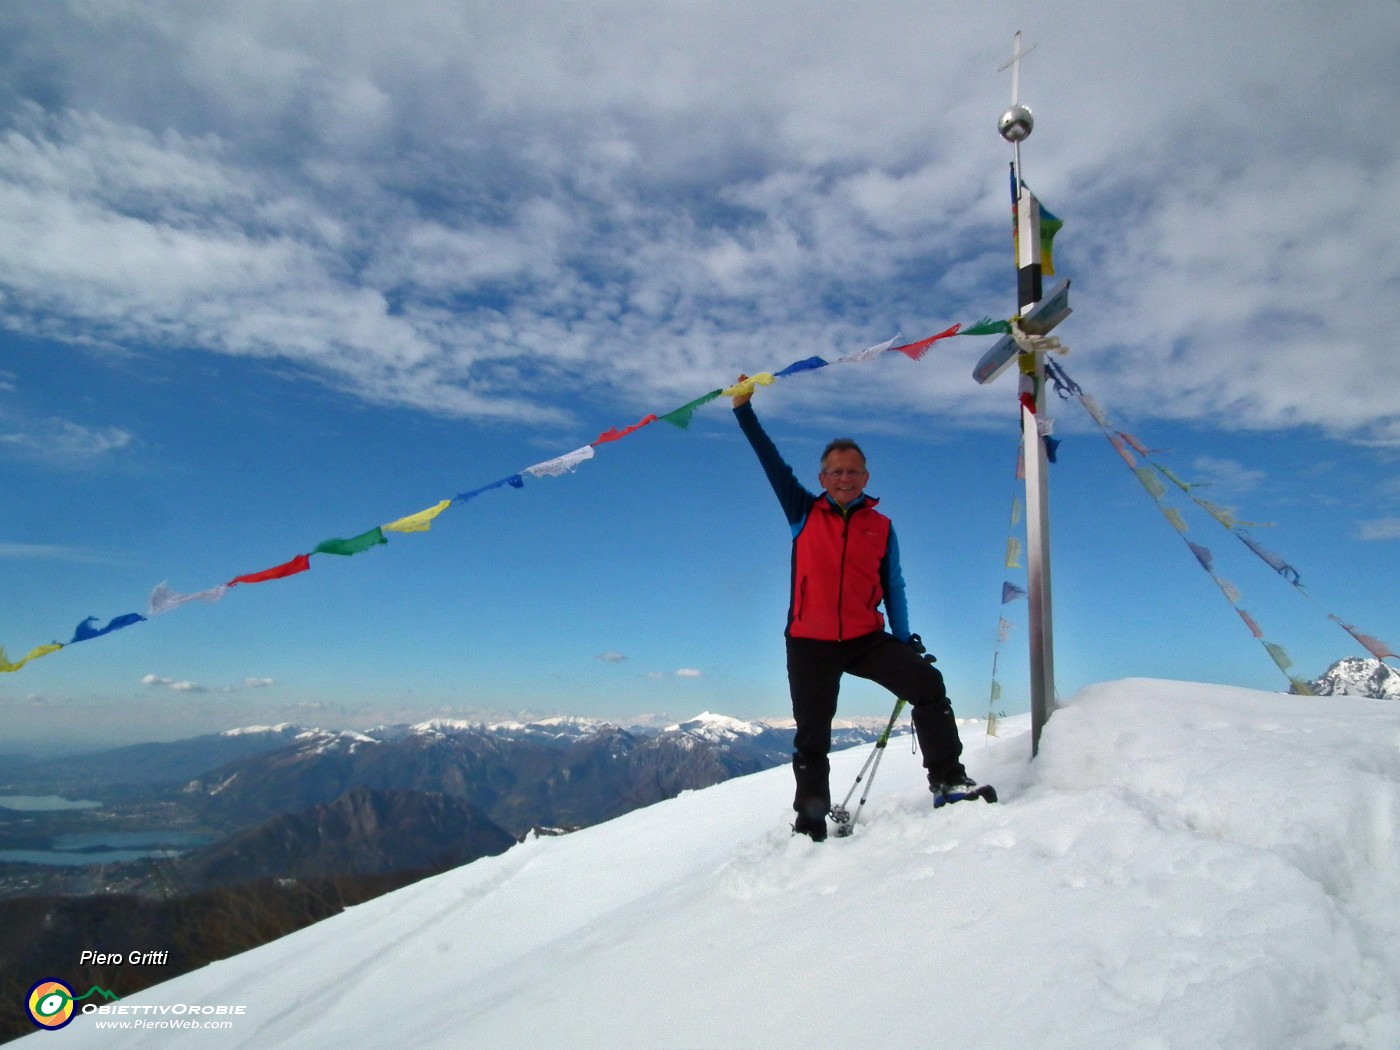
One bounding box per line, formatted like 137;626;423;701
525;446;595;478
720;373;775;397
1194;498;1238;528
228;554;311;586
1162;507;1189;533
774;357;828;378
1329;616;1398;660
1038;199;1063;276
149;582;229;616
891;325;960;361
1187;542;1214;572
592;414;658;446
456;475;524;503
1109;434;1138;468
314;527;387;557
1001;582;1027;603
384;500;452;534
1236;530;1300;583
959;318;1013;337
836;336;898;365
0;643;63;673
71;613;146;644
1264;641;1295;673
1015;183;1063;275
1005;537;1022;569
1117;431;1158;457
1158;466;1194;494
1080;394;1110;428
1236;609;1265;639
1133;466;1166;500
660;390;721;430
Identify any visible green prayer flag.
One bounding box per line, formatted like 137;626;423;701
1264;641;1294;673
660;390;722;430
314;527;387;557
959;318;1013;337
1133;466;1167;501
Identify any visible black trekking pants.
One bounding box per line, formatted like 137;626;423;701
786;631;965;815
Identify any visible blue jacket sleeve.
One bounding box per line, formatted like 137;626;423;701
881;526;911;642
733;402;814;533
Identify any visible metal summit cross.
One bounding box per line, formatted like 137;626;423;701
974;31;1072;756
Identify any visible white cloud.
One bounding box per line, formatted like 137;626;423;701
1190;457;1268;495
674;668;702;679
1357;518;1400;542
0;411;134;464
142;673;276;692
0;542;109;563
141;674;208;693
596;651;627;663
0;1;1395;442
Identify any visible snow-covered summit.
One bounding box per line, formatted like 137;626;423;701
1306;656;1400;700
47;678;1400;1049
218;723;302;737
664;710;768;739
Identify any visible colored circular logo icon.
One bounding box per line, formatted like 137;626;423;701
27;979;76;1030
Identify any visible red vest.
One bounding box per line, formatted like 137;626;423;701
788;496;891;641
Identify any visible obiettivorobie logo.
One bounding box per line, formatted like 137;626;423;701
26;979;120;1031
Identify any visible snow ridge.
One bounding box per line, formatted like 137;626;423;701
54;680;1400;1050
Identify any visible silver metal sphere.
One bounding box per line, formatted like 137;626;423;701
998;104;1034;143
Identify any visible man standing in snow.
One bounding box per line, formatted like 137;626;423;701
731;377;985;840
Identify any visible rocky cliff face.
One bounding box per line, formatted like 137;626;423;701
187;787;516;888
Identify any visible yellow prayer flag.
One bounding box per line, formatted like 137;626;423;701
1005;537;1022;569
384;499;453;534
720;373;776;397
0;643;63;674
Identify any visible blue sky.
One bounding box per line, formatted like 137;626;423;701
1;1;1398;751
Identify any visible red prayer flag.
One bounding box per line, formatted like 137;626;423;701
891;325;961;361
228;554;311;587
592;414;658;445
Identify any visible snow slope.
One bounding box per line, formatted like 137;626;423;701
35;679;1400;1049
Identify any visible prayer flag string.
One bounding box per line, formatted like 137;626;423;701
1044;357;1396;684
4;318;1006;674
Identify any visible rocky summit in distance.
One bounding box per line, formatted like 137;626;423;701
1297;657;1400;700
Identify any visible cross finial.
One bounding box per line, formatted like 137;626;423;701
998;30;1037;104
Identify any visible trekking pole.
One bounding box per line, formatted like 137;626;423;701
830;698;907;838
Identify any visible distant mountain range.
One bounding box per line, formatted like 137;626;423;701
181;712;894;838
0;712;901;899
1300;657;1400;700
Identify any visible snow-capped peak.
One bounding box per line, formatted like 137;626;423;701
1304;657;1400;700
665;711;766;738
220;723;301;737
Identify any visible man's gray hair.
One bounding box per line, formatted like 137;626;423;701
820;438;866;468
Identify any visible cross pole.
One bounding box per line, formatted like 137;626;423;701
977;31;1068;756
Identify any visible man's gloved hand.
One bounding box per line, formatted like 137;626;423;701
906;633;936;664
